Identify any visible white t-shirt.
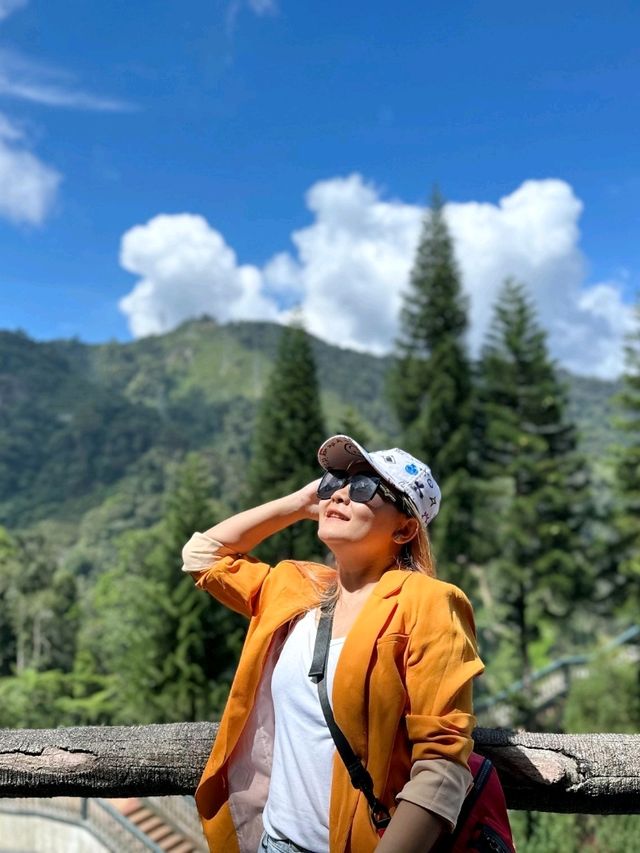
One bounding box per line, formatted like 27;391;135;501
262;608;345;852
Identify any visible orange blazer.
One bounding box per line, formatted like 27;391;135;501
189;552;483;853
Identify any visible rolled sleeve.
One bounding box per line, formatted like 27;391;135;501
181;532;236;572
396;758;473;831
180;532;271;618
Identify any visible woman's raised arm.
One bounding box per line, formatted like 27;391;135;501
201;479;321;554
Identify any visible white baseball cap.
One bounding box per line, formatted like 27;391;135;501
317;434;441;526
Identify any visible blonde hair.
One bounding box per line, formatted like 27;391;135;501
401;521;436;577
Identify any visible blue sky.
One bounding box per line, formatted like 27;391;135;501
0;0;638;377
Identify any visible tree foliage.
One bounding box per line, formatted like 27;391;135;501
152;454;245;720
475;280;594;714
389;190;474;582
75;455;245;724
334;406;372;448
247;322;326;564
0;530;78;676
612;301;640;617
509;811;640;853
0;526;18;674
562;655;639;734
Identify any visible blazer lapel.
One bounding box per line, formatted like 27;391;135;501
331;570;411;760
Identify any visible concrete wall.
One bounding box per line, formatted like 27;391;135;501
0;812;110;853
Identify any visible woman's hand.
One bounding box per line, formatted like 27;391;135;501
295;478;322;521
200;478;323;554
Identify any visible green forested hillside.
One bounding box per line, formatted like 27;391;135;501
0;319;392;531
0;319;620;534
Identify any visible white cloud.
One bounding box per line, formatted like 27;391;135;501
446;181;630;377
567;283;634;377
263;251;304;303
0;49;133;111
0;109;22;140
286;175;631;378
0;0;27;22
118;176;632;379
286;175;420;353
445;180;585;349
0;111;60;224
0;3;130;226
118;214;278;337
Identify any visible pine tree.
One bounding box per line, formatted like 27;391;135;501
76;529;170;724
335;406;372;448
612;301;640;617
76;458;233;725
475;280;593;720
154;453;245;721
247;321;326;564
389;189;474;583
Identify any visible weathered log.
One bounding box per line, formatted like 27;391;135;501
474;727;640;814
0;723;216;798
1;724;639;814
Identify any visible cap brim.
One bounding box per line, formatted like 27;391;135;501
317;435;375;473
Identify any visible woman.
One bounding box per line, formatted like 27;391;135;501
182;435;484;853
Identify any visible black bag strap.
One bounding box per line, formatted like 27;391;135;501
308;607;391;832
442;756;494;849
459;757;493;823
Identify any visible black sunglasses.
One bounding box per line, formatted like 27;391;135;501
317;470;404;509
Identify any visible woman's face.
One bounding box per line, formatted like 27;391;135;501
316;463;407;552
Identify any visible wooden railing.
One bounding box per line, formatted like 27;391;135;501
1;723;639;814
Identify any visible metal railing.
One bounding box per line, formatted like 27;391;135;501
476;624;640;725
0;796;163;853
142;795;206;851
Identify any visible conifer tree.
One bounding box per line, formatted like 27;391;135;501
612;301;640;618
79;457;235;724
77;529;170;724
335;406;372;448
248;321;326;564
389;189;474;583
154;454;245;721
476;280;593;718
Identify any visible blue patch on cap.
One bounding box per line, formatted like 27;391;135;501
405;463;419;475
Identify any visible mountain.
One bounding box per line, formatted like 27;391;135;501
0;319;392;529
0;318;621;531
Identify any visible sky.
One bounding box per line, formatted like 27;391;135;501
0;0;638;378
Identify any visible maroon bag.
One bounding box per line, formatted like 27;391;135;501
439;752;515;853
